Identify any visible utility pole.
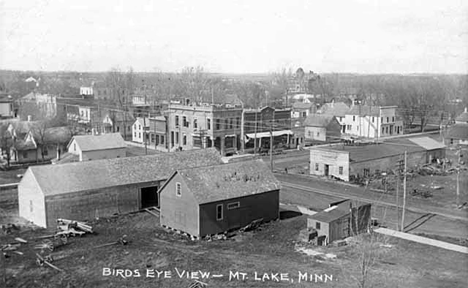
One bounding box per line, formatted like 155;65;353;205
456;147;461;207
401;151;407;231
143;116;147;155
396;155;403;231
269;120;273;172
254;111;258;156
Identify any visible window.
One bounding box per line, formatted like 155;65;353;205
227;202;240;210
117;126;120;132
183;135;187;145
392;116;395;122
353;116;356;121
381;117;383;123
175;115;179;127
134;132;137;137
128;126;131;131
225;119;229;129
161;135;165;144
450;138;454;144
386;117;389;123
229;118;233;129
216;204;223;221
347;125;352;130
193;119;198;129
339;166;343;175
175;132;179;144
183;116;187;127
207;119;211;130
381;127;384;133
215;119;220;130
176;182;181;197
43;148;48;156
139;132;141;139
23;151;28;159
372;117;375;123
316;222;321;230
315;163;319;171
317;132;320;137
236;117;240;128
386;127;389;133
139;125;141;130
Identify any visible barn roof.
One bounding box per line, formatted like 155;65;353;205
25;148;222;196
172;159;280;204
68;133;126;151
309;200;351;223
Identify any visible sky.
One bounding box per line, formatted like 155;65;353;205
0;0;467;74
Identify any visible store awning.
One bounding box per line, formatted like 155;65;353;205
245;130;293;139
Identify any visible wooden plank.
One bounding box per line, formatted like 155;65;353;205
144;208;160;218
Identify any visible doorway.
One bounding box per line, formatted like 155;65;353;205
140;186;159;208
324;164;330;176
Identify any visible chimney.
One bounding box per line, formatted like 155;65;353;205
27;115;32;122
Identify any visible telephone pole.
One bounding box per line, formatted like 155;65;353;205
401;151;407;231
269;121;273;171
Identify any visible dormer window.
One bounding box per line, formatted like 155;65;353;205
176;182;181;197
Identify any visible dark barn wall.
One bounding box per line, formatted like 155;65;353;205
159;174;199;236
199;190;279;237
329;215;350;243
44;182;159;228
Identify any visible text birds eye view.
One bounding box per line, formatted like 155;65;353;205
0;0;467;287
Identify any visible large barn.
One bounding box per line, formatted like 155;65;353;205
18;148;222;228
159;159;281;238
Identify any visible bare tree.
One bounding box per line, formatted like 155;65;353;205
0;123;14;167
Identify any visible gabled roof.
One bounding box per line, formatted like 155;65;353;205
168;159;280;205
347;105;380;117
446;123;468;140
303;114;337;127
292;102;314;110
309;200;351;222
68;133;126;151
24;148;222;196
134;117;150;127
319;102;349;117
408;137;445;150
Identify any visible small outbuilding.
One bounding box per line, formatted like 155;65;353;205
18;148;222;228
159;159;281;238
67;133;126;161
307;200;371;245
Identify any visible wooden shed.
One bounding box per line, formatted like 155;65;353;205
159;159;281;238
307;200;371;245
18;148;222;228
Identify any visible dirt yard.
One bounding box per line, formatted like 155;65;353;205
1;198;467;287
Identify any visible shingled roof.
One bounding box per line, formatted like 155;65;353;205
303;114;337;127
171;159;280;205
68;133;126;151
319;102;349;117
25;148;222;196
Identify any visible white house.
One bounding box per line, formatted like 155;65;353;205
67;133;126;161
317;101;350;132
79;87;93;96
341;105;403;139
132;117;150;143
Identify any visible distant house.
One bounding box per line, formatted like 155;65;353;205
67;133;126;161
11;126;71;164
102;111;134;140
307;200;371;245
303;114;341;142
18;148;223;228
317;101;350;131
445;124;468;146
291;102;316;119
132;117;150;144
0;97;14;118
309;136;446;181
159;160;280;238
455;108;468;124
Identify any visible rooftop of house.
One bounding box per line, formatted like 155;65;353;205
446;123;468;140
313;136;442;162
51;152;79;165
171;159;280;205
150;116;166;122
68;133;126;152
346;105;398;117
455;108;468;123
318;102;350;117
134;117;150;127
25;148;223;196
303;114;337;127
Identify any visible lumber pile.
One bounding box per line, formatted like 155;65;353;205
57;218;94;235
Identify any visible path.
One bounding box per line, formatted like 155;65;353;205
375;227;468;254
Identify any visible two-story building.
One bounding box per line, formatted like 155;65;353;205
342;104;403;139
166;102;243;156
132;117;150;143
243;106;293;151
317;101;350;132
149;116;167;151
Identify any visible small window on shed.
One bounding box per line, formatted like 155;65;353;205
339;166;343;175
216;204;223;221
316;222;321;230
176;182;181;197
315;163;319;171
227;202;240;210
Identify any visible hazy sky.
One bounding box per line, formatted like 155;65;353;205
1;0;467;74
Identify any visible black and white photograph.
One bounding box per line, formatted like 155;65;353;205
0;0;467;287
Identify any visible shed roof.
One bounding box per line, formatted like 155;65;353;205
408;137;445;150
309;200;351;223
303;114;336;127
446;124;468;140
172;159;280;204
68;133;126;151
25;148;222;196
